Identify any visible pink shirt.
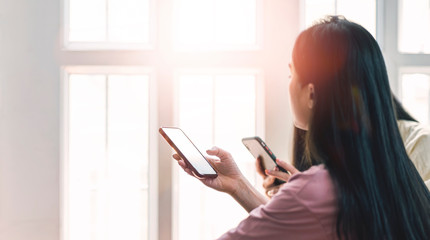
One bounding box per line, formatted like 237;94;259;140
218;164;338;240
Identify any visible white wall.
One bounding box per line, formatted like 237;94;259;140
0;0;60;239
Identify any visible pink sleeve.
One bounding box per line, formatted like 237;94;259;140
217;167;336;240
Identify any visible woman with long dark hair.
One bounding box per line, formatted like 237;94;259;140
260;96;430;197
173;16;430;239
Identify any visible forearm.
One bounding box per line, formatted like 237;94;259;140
230;178;269;213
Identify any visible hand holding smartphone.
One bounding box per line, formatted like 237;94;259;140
159;127;218;178
242;136;288;185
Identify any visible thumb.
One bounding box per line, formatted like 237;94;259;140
275;159;299;175
206;146;231;160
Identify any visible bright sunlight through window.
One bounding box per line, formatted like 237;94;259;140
65;73;150;240
173;0;259;51
67;0;151;47
398;0;430;53
402;73;430;125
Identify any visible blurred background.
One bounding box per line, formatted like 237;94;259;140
0;0;429;240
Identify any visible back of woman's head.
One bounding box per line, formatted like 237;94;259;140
292;16;430;240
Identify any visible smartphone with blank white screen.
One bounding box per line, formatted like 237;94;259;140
242;136;287;185
159;127;218;178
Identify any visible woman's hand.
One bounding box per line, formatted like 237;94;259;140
255;157;300;197
266;159;300;182
173;146;245;195
255;156;267;178
262;176;283;197
255;157;282;197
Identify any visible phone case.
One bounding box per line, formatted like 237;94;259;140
242;136;287;185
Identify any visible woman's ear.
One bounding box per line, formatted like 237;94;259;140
307;84;315;109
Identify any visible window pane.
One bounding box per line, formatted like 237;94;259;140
69;0;106;42
108;0;150;43
337;0;376;37
68;75;107;240
214;75;256;181
177;73;258;240
399;0;430;53
68;0;150;44
402;73;430;125
107;75;149;240
215;0;257;45
66;73;150;240
175;0;213;50
174;0;258;50
177;75;214;240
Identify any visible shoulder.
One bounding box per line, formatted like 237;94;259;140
397;120;430;148
276;164;336;206
397;120;430;158
397;120;430;184
269;165;337;218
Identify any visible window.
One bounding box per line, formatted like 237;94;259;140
61;67;156;240
400;69;430;125
173;0;261;51
398;0;430;53
61;1;299;240
303;0;430;127
65;0;153;49
393;0;430;125
174;70;264;240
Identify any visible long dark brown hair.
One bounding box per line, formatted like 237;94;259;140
291;16;430;240
292;96;417;171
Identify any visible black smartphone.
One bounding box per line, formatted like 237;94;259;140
242;136;287;185
159;127;218;178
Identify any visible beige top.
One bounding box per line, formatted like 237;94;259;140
398;120;430;189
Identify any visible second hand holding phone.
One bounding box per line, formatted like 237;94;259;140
242;136;288;185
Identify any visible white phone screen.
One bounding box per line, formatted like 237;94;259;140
162;128;216;175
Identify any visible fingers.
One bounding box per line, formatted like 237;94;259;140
206;146;231;161
255;157;267;178
266;168;291;182
178;159;193;176
173;154;194;176
275;159;299;175
266;185;281;198
262;175;276;189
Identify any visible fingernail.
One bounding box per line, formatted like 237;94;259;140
276;159;280;163
265;169;270;174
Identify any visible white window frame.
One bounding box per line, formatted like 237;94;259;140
397;66;430;123
381;0;430;97
59;66;159;240
62;0;157;51
299;0;430;111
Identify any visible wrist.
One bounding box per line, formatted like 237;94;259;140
230;176;252;198
229;176;268;213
